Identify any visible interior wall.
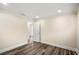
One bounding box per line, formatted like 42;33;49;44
0;12;29;53
77;11;79;50
41;14;77;48
0;11;77;53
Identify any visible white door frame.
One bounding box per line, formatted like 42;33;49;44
32;22;41;42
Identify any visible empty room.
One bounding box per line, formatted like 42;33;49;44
0;3;79;55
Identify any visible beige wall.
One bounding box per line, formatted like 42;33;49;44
0;12;29;52
77;11;79;50
0;11;77;52
41;14;77;48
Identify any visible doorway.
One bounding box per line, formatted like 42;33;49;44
32;22;41;42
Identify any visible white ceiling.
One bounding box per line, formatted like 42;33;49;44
0;3;79;19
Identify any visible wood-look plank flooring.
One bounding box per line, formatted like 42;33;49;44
0;42;77;55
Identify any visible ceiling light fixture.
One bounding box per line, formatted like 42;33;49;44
57;9;62;13
32;16;40;22
35;16;40;19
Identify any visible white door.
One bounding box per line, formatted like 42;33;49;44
33;22;41;42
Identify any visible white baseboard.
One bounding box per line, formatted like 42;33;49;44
41;41;79;54
41;41;78;53
0;42;27;54
0;41;79;54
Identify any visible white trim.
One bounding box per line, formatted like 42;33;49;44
0;41;79;54
41;41;79;54
0;42;27;54
41;41;78;53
